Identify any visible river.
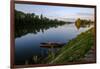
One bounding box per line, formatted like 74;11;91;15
15;23;93;65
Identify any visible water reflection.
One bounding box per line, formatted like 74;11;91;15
15;19;95;65
75;18;94;30
15;22;67;38
15;21;93;38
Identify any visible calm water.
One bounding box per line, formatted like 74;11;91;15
15;23;92;65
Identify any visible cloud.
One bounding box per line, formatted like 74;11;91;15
77;13;94;16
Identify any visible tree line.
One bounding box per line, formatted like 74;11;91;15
15;10;66;26
15;10;66;37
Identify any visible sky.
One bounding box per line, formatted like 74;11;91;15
15;3;95;22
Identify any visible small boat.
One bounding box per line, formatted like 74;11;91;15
41;42;65;45
40;42;66;48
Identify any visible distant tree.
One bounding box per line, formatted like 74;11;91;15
75;18;81;29
40;14;43;20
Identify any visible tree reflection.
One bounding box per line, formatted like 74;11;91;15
75;18;94;30
15;10;66;38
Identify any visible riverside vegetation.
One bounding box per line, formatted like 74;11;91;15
42;27;95;64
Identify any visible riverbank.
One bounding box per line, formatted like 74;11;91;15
43;27;95;64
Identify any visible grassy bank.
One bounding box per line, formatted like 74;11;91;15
43;27;95;64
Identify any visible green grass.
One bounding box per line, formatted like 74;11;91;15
43;27;95;64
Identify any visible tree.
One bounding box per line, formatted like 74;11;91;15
75;18;81;29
